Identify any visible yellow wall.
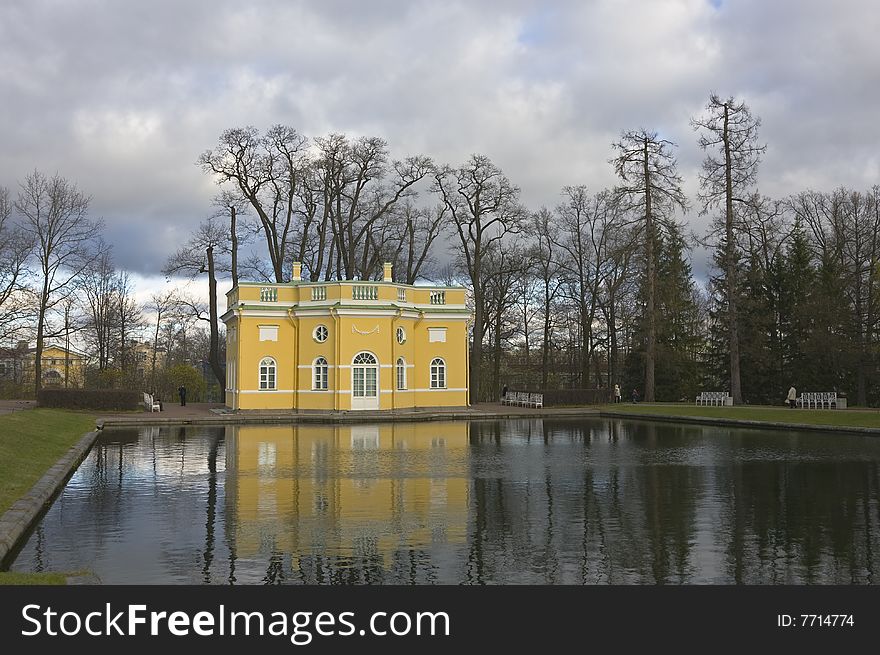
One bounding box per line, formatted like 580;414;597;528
225;422;469;558
24;345;86;387
222;277;470;411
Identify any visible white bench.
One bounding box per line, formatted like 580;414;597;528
696;391;731;406
501;391;543;408
796;392;842;409
143;392;161;412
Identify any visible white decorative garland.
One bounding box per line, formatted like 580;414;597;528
351;324;380;335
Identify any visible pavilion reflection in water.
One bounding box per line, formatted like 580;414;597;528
224;422;469;565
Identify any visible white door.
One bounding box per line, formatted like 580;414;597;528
351;352;379;410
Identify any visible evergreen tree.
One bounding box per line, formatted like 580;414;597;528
624;223;702;400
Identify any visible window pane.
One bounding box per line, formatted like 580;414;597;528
354;368;364;397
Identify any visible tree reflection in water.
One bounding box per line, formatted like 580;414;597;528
8;419;880;584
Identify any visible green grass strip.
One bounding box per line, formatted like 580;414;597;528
0;408;94;516
0;571;67;585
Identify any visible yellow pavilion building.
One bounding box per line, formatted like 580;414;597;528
221;263;470;411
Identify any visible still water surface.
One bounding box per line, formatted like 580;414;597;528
9;419;880;584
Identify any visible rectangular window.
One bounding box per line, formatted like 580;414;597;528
428;328;447;343
397;363;406;390
258;325;279;341
353;368;365;397
397;288;406;302
314;365;328;390
365;368;377;396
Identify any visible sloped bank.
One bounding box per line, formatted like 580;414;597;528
0;429;100;567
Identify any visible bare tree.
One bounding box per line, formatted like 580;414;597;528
313;134;434;280
553;187;627;389
388;201;448;284
693;94;766;404
483;242;526;395
199;125;308;282
145;290;178;394
434;154;525;403
163;217;229;388
612;130;687;401
532;208;564;387
81;250;116;369
15;171;103;394
113;271;143;372
0;186;36;343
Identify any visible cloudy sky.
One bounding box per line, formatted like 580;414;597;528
2;0;878;296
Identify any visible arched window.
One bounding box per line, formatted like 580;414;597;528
396;357;407;390
430;358;446;389
353;352;377;365
259;357;276;390
351;351;379;402
313;357;329;390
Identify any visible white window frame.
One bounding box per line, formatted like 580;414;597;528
313;356;329;390
259;357;277;390
396;326;406;344
430;358;446;389
396;357;407;390
313;324;329;343
428;327;447;343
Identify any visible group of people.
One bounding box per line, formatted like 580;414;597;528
612;384;639;403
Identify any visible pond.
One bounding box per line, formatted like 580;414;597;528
8;418;880;584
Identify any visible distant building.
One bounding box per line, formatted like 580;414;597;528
128;340;164;378
221;262;470;411
0;342;87;388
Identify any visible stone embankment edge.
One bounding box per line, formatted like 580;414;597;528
95;409;601;428
597;410;880;436
0;430;99;566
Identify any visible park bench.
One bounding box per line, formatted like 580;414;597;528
501;390;544;408
695;391;731;407
143;392;161;412
796;392;843;409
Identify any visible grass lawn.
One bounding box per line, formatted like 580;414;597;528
0;571;68;585
0;408;95;516
599;403;880;429
0;408;94;585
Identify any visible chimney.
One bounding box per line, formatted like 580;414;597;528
292;262;302;281
383;262;393;282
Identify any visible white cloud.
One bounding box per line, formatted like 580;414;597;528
1;0;878;291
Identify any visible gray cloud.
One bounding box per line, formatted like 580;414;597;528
1;0;877;284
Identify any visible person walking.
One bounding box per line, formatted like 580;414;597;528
614;384;621;404
178;385;187;407
787;384;797;409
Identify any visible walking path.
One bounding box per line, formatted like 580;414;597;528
0;400;37;415
95;402;602;428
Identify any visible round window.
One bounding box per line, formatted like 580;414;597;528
313;325;328;343
396;327;406;344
